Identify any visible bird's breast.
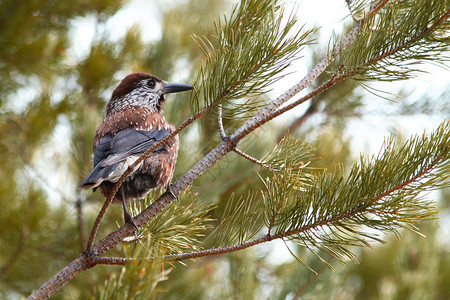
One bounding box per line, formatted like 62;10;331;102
93;107;174;150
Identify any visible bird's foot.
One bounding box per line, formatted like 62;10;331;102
165;184;178;201
124;210;139;231
120;189;139;232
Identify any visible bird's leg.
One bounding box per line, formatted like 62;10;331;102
120;187;138;230
165;183;178;201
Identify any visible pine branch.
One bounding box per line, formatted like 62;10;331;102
164;121;450;265
92;245;168;300
250;6;449;126
192;0;314;115
85;0;389;252
342;0;450;81
228;0;387;143
129;190;213;255
232;133;315;172
90;256;128;266
211;192;265;246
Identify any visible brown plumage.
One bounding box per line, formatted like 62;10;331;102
79;73;193;228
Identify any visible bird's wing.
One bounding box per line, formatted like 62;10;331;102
93;134;113;167
79;128;171;189
99;128;170;167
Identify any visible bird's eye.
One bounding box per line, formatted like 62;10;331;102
147;79;155;88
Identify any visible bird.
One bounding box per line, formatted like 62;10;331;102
79;72;193;229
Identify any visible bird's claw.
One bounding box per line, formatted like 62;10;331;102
165;184;178;201
124;212;139;231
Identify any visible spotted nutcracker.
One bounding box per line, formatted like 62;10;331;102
79;72;193;229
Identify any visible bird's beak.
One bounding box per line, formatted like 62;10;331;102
163;82;193;94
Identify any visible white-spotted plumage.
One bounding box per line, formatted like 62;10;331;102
80;72;191;230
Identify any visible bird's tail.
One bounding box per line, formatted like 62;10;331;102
79;163;107;189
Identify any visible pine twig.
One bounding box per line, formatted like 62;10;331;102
91;256;129;266
346;0;361;23
217;104;226;139
233;148;281;172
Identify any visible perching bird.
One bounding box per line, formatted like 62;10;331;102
79;72;193;229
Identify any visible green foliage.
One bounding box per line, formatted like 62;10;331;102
261;133;317;171
210;121;449;272
0;0;140;298
345;0;372;20
0;0;123;97
131;190;214;256
267;121;448;268
341;0;450;81
211;192;265;246
192;0;314;115
225;251;262;300
272;218;450;299
93;250;164;300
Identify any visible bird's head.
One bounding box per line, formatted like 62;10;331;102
106;72;193;114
